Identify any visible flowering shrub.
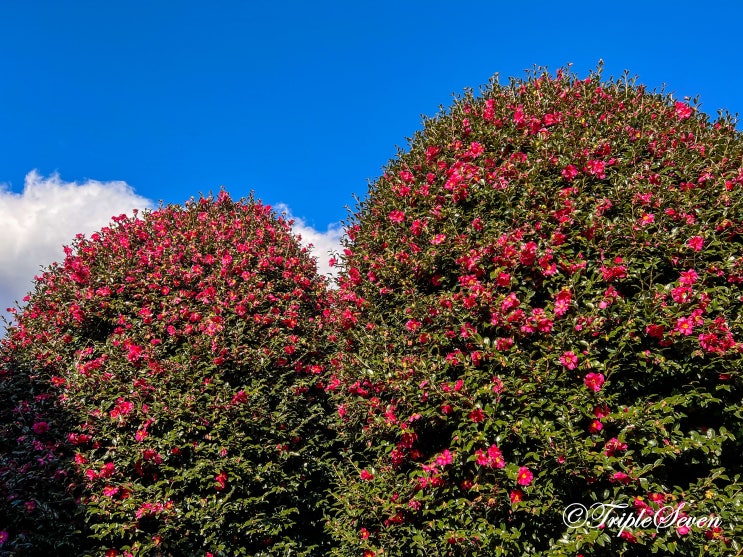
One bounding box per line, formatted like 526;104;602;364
327;68;743;555
1;193;335;555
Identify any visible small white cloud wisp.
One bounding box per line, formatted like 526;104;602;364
0;171;153;315
274;203;343;279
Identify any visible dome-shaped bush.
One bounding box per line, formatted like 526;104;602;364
1;192;335;556
327;68;743;556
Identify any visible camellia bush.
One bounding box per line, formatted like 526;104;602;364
0;193;335;556
326;67;743;556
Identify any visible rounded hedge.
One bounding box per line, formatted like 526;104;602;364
1;193;335;556
327;68;743;556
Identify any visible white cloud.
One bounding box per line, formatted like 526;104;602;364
0;174;343;325
0;171;153;316
274;203;343;279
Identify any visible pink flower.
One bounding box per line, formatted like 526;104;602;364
584;372;605;392
0;531;7;546
468;141;485;158
611;471;631;485
687;236;704;251
405;319;421;332
675;316;694;336
584;160;607;179
475;444;506;469
520;241;538;266
516;466;534;486
100;462;115;478
588;419;603;434
679;269;699;286
671;286;693;303
544;112;561;126
561;164;579;181
110;398;134;419
509;489;523;504
560;351;578;370
388;210;405;224
639;213;655;226
125;342;144;363
436;449;453;467
491;376;504;394
604;437;628;456
677;525;691;536
553;289;571;317
675;101;693;120
513;104;526;126
103;485;120;497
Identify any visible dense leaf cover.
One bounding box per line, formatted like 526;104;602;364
327;68;743;556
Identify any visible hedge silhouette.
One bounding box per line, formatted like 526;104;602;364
1;193;335;556
1;67;742;557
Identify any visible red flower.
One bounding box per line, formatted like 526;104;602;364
32;421;49;435
509;489;523;504
516;466;534;486
620;530;638;543
231;390;248;405
215;471;228;491
468;408;485;422
360;469;375;481
645;324;665;339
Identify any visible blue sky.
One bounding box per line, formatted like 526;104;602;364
1;0;742;312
